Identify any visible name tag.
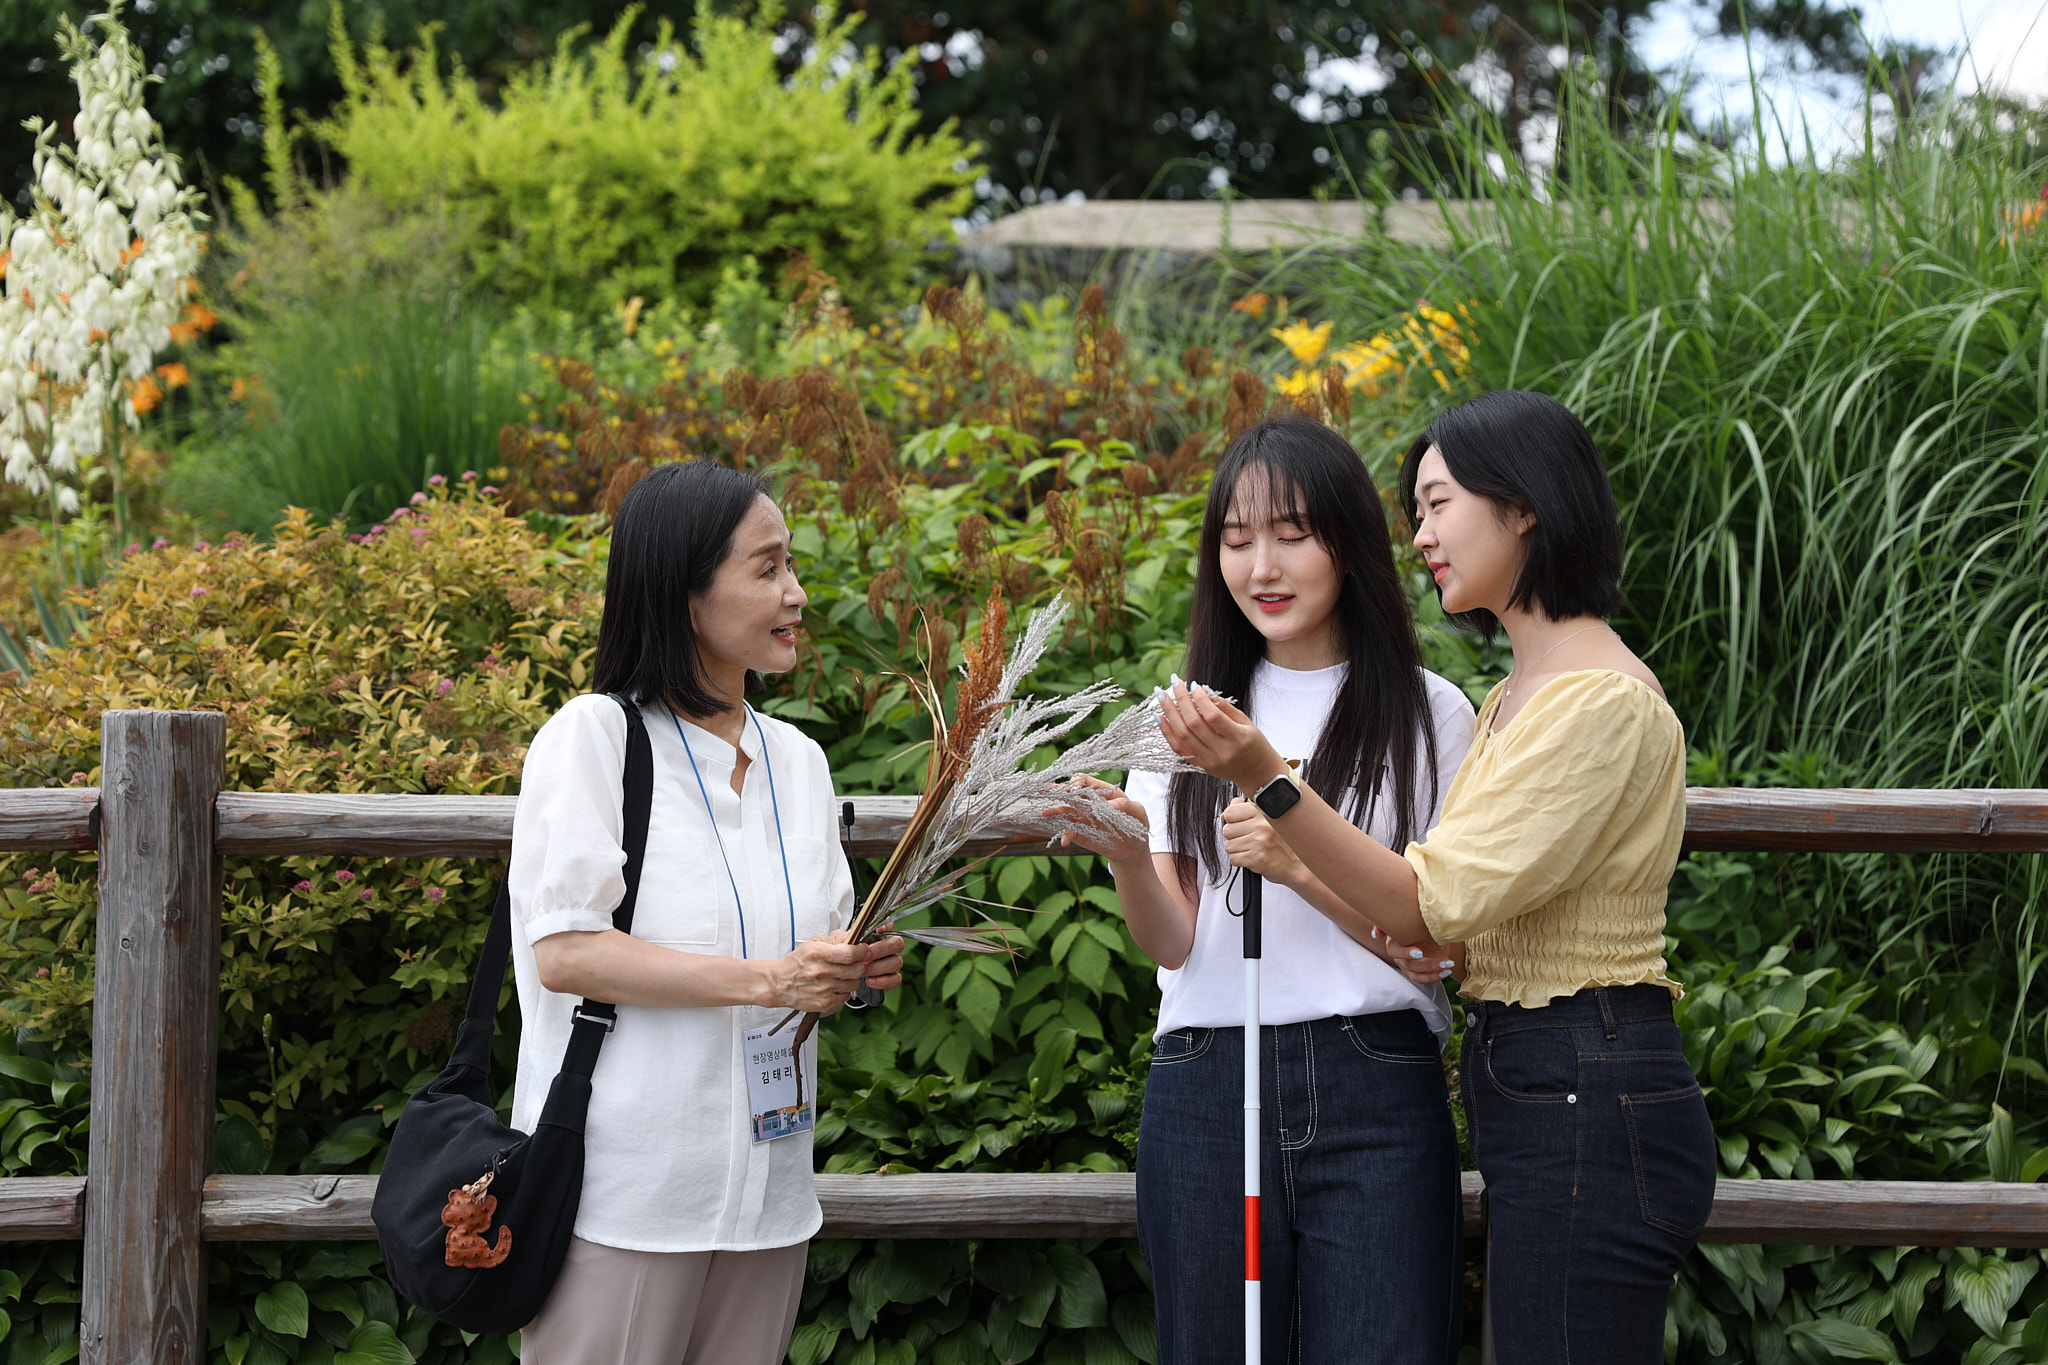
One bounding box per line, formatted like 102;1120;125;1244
744;1022;814;1144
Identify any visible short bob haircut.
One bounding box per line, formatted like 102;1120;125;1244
593;460;771;718
1400;389;1626;630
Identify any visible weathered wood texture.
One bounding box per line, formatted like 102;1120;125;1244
0;788;97;851
188;787;2048;859
1699;1180;2048;1246
1681;788;2048;853
0;1178;84;1239
0;1172;1989;1248
210;792;1044;859
7;787;2048;858
81;713;223;1365
202;1176;379;1240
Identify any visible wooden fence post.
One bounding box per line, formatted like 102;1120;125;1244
81;711;224;1365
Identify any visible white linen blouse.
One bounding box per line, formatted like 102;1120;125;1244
1124;661;1475;1037
506;692;852;1253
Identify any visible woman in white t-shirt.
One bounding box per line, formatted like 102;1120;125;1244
1063;418;1476;1364
508;461;905;1365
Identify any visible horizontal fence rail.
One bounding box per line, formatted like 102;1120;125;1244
5;736;2048;1364
7;786;2048;859
3;1173;2046;1249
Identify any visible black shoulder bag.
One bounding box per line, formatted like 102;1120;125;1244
373;694;652;1334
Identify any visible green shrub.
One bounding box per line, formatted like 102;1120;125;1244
308;4;977;318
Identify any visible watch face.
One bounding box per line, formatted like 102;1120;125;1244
1256;776;1302;819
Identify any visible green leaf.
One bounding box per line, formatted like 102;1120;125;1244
1892;1254;1941;1342
1784;1319;1900;1363
788;1319;840;1365
305;1124;381;1170
1068;935;1112;994
1987;1104;2020;1182
1949;1255;2021;1338
1016;1255;1059;1329
216;1114;270;1176
1028;1029;1078;1103
254;1282;310;1339
986;1298;1044;1365
956;974;1002;1036
335;1320;415;1365
1110;1294;1159;1364
997;859;1037;907
1047;1244;1108;1328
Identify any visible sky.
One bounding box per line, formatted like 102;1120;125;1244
1635;0;2048;157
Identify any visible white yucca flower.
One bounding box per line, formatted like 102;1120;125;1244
0;0;205;532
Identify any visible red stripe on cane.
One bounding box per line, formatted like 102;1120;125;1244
1244;1196;1260;1280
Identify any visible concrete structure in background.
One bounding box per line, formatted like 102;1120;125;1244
950;198;1479;304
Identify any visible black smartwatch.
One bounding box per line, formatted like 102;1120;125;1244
1251;767;1303;820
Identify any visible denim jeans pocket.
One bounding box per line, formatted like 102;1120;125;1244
1482;1028;1578;1101
1621;1082;1717;1237
1150;1027;1214;1066
1340;1012;1439;1064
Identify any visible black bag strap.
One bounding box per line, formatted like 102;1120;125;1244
449;693;654;1081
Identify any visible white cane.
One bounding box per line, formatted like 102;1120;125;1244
1242;870;1263;1363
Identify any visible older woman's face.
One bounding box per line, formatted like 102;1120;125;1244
1409;445;1532;617
690;495;807;679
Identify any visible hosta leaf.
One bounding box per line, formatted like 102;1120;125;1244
1948;1255;2019;1338
1785;1319;1899;1363
987;1298;1044;1365
1029;1029;1077;1103
335;1320;414;1365
1017;1255;1059;1328
254;1283;309;1339
1083;1325;1140;1365
1110;1293;1159;1364
1047;1244;1108;1328
1986;1105;2019;1183
788;1320;840;1365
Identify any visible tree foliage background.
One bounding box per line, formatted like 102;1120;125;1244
3;0;1937;216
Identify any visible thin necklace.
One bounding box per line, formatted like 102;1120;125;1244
1503;624;1611;698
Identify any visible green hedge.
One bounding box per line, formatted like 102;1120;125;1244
302;5;976;318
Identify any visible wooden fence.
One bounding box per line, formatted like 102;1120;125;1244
4;710;2048;1363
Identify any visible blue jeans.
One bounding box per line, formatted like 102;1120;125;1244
1462;985;1716;1364
1137;1011;1463;1365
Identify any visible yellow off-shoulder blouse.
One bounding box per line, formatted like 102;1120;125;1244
1404;669;1687;1008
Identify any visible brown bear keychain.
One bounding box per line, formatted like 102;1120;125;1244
441;1170;513;1268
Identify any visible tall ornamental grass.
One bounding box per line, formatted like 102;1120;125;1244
1318;79;2048;980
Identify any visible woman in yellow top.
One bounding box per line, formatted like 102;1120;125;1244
1157;390;1715;1363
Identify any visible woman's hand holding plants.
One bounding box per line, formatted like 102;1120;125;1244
768;929;906;1014
1156;680;1288;794
1048;774;1153;865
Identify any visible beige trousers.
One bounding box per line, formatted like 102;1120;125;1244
520;1236;808;1365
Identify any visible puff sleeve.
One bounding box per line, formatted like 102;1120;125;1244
1405;673;1680;944
509;694;631;943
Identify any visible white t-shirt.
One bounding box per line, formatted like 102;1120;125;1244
1123;662;1475;1037
506;693;852;1253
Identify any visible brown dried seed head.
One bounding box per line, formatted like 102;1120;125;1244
1182;345;1213;379
866;567;904;626
957;513;993;569
1078;284;1107;323
796;369;834;405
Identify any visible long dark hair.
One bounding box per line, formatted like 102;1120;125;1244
1167;419;1439;891
592;461;770;718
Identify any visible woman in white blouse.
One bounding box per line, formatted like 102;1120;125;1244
509;461;904;1365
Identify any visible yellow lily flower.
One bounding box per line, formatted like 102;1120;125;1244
1271;319;1333;366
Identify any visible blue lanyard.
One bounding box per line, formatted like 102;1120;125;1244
671;706;796;960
